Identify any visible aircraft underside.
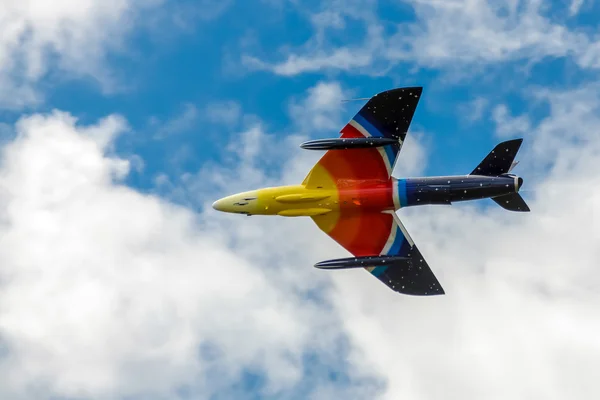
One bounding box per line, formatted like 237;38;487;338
212;86;529;296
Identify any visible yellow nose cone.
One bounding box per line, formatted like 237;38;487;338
211;191;259;214
212;198;228;212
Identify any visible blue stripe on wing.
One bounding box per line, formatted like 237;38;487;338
367;212;445;296
352;113;397;170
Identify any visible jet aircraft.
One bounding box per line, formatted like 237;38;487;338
212;87;529;296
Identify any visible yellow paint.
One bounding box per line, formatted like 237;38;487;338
211;153;346;220
212;156;343;217
311;211;341;234
275;194;331;203
300;165;343;232
212;184;340;217
256;185;338;215
302;162;334;189
277;208;332;217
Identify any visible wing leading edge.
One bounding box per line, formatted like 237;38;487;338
306;87;441;295
311;210;444;296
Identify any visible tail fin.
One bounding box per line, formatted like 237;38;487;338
470;139;523;176
492;193;530;212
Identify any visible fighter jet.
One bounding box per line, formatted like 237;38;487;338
212;87;529;296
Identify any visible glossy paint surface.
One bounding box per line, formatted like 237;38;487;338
396;175;519;207
299;137;398;150
212;87;528;296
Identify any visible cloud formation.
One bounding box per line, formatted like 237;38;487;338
0;0;166;108
288;81;349;131
187;79;600;399
1;1;600;399
1;68;600;400
245;0;600;77
0;110;376;399
327;83;600;399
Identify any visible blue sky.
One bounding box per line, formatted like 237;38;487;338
1;1;600;399
28;0;588;193
17;0;599;196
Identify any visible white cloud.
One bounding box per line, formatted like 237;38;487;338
288;81;348;132
388;0;580;67
243;49;374;76
0;0;166;109
3;3;600;399
460;97;489;122
392;130;428;177
245;1;600;77
569;0;586;16
152;103;200;139
192;83;600;400
325;83;600;400
0;111;372;399
3;79;600;400
492;104;532;138
167;0;233;30
0;122;14;145
204;100;242;126
242;0;383;76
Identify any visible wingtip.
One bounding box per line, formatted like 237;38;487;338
398;86;423;92
376;86;423;97
497;138;523;145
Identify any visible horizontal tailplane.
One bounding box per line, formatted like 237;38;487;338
492;193;530;212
